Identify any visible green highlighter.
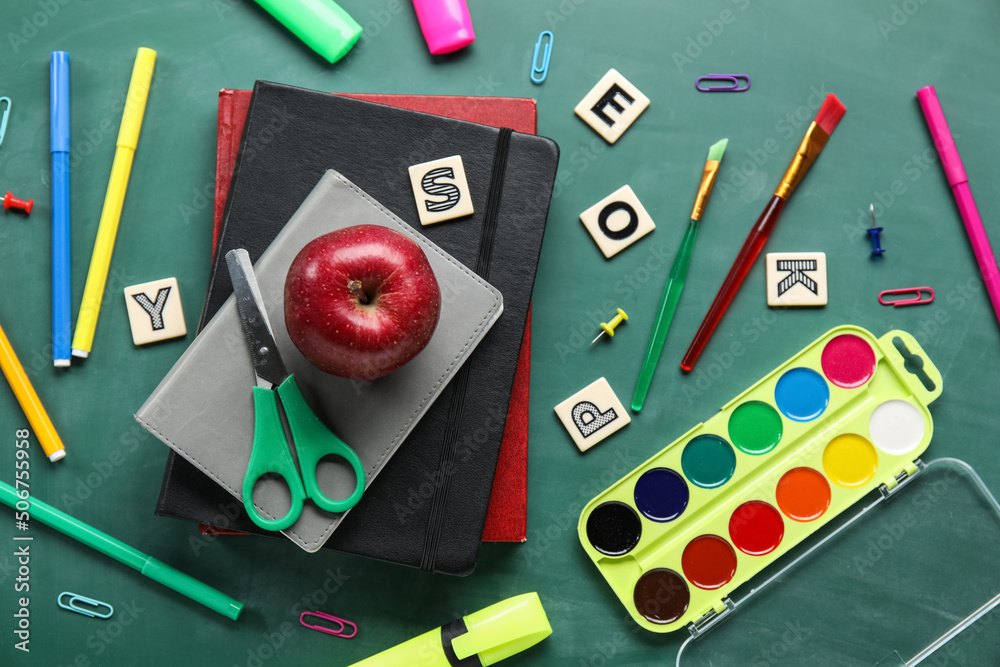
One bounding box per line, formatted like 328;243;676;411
632;138;728;412
254;0;362;63
0;481;243;620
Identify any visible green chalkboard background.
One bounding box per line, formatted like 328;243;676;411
2;0;1000;664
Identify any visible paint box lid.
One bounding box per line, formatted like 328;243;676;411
676;458;1000;666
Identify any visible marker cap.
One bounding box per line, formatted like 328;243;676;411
917;85;968;188
453;592;552;666
50;51;70;153
118;48;157;150
413;0;476;55
253;0;362;64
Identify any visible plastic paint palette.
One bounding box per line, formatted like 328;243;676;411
577;326;943;633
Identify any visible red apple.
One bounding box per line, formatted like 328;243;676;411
284;224;442;380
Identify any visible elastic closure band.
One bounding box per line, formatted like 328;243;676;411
476;128;512;278
420;128;513;572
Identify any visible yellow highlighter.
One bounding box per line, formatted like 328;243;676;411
349;593;551;667
71;47;156;359
0;320;66;461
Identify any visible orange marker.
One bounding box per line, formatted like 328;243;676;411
0;321;66;461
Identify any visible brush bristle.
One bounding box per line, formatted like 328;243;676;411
815;94;846;135
707;138;728;162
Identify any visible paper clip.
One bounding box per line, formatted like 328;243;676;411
695;74;751;92
300;610;358;638
58;592;114;619
530;31;553;84
878;287;934;307
0;97;10;148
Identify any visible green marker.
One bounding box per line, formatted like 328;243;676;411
632;138;728;412
0;481;243;620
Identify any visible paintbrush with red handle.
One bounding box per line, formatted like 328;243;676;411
681;93;846;371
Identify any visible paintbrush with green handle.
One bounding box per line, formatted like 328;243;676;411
632;138;728;412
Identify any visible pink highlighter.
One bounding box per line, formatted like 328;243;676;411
413;0;475;54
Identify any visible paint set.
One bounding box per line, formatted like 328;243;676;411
578;325;944;633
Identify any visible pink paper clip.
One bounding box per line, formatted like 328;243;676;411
300;610;358;638
878;287;934;307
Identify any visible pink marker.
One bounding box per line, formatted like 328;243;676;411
412;0;475;55
917;85;1000;330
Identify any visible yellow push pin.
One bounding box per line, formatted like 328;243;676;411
591;308;629;345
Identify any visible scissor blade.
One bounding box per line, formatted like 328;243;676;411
225;249;289;388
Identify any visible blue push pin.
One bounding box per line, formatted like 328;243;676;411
867;204;885;256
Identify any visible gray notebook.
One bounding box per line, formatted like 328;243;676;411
136;170;503;552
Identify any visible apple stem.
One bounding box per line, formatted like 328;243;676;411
348;280;369;304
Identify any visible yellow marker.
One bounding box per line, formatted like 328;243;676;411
71;47;156;359
0;321;66;461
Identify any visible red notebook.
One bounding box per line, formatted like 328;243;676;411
206;90;532;542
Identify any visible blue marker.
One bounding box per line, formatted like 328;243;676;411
51;52;71;367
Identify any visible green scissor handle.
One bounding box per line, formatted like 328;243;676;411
244;386;308;532
276;375;366;515
243;377;367;531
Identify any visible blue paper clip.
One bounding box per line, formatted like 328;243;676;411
695;74;751;92
530;31;553;84
0;97;10;148
58;592;114;619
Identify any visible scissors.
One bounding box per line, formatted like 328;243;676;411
226;249;365;532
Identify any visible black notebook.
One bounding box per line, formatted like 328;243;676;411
156;81;559;574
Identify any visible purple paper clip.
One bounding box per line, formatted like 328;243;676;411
300;610;358;639
696;74;750;92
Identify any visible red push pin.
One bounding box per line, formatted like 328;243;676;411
4;192;33;215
